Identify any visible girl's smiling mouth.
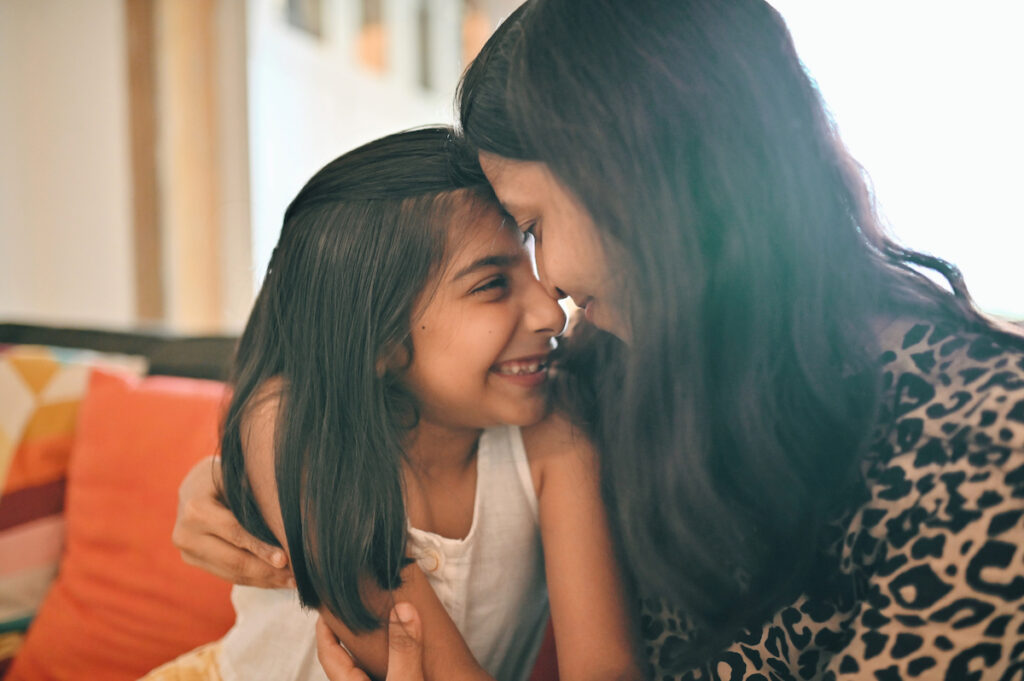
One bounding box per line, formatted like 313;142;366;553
491;354;550;387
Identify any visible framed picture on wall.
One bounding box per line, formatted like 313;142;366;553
286;0;322;38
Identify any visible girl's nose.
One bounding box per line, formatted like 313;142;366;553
533;242;567;302
527;279;568;337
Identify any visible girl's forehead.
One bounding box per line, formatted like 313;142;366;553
442;200;518;267
410;202;524;315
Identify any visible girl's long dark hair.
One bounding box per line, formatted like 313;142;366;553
220;127;492;632
459;0;1023;662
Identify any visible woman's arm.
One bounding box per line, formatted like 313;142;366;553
172;454;294;588
524;414;643;681
240;391;491;681
820;450;1024;680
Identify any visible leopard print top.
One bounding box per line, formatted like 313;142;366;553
643;318;1024;681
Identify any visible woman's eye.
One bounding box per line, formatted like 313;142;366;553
471;275;509;296
520;222;537;245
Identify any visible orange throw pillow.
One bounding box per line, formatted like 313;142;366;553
8;370;235;681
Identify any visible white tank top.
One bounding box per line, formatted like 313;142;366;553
219;425;548;681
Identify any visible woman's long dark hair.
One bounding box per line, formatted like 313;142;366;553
220;127;493;632
459;0;1022;661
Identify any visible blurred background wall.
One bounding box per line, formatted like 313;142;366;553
1;0;136;329
0;0;1020;333
0;0;517;332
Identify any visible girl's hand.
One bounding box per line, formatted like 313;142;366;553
172;455;294;588
316;604;425;681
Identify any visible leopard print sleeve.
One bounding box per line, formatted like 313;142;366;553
642;320;1024;681
824;322;1024;680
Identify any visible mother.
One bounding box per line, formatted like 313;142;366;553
183;1;1024;679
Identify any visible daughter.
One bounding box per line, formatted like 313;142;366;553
150;128;637;681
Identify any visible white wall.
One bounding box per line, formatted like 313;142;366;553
0;0;135;328
246;0;460;287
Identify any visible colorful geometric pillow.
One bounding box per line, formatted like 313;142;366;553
7;369;235;681
0;345;146;675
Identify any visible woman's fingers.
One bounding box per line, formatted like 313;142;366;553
385;603;424;681
178;533;293;587
173;455;291;587
317;616;369;681
203;502;287;568
316;605;425;681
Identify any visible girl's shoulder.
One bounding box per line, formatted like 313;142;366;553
520;410;595;462
519;410;598;494
242;376;285;420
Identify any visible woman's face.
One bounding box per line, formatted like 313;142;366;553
479;152;629;340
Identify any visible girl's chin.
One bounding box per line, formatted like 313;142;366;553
497;402;550;428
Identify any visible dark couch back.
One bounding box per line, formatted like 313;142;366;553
0;323;238;380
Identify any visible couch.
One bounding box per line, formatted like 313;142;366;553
0;322;239;680
0;322;558;681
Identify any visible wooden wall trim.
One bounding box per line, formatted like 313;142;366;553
125;0;165;322
156;0;223;333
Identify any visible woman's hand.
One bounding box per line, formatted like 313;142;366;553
172;455;294;588
317;604;424;681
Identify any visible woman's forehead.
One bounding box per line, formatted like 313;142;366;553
479;154;569;221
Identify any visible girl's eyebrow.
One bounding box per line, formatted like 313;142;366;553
453;252;522;281
500;200;529;220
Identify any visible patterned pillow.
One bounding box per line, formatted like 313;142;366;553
0;345;146;672
8;369;235;681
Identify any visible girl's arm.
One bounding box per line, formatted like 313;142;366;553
240;390;491;681
524;414;643;681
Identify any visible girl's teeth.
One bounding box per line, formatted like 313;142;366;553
496;361;543;375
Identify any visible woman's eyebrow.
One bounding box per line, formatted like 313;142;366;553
452;252;522;280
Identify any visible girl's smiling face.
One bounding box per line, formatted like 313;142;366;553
479;152;630;341
401;199;567;431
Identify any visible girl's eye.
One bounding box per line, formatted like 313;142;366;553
471;275;509;296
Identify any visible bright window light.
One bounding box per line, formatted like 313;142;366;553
770;1;1024;319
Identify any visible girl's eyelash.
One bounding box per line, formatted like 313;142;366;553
472;275;509;295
